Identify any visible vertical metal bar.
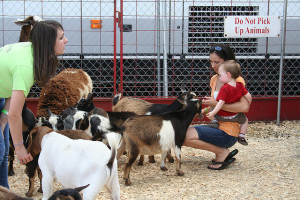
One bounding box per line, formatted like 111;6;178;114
181;0;184;56
163;0;168;97
277;0;288;126
80;0;83;68
119;0;124;94
157;0;161;96
113;0;117;95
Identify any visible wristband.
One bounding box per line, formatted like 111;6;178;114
13;140;23;147
205;107;208;114
2;109;8;115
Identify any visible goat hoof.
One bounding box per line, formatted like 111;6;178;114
137;161;144;166
160;166;168;171
8;171;15;176
167;157;175;163
124;179;132;186
26;192;33;197
177;170;184;176
148;156;156;163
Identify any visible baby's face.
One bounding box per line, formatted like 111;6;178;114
218;65;230;84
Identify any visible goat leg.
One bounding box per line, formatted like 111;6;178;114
166;150;174;163
137;155;145;166
174;147;184;176
25;155;39;197
160;151;168;171
148;155;156;163
37;166;43;193
8;145;15;176
123;143;139;186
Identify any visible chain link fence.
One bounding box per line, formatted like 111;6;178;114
1;0;299;99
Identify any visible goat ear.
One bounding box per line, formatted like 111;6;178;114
75;184;90;192
180;85;187;93
46;108;53;117
14;19;30;26
27;127;39;153
87;93;94;102
185;91;192;101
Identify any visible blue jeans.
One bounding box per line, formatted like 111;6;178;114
193;125;237;149
0;98;9;188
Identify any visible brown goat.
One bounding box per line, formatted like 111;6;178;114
14;16;43;42
36;68;93;118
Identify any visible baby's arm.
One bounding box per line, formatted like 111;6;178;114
206;100;225;120
244;92;252;105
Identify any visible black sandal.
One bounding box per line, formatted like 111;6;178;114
208;158;236;170
238;137;248;145
212;149;238;163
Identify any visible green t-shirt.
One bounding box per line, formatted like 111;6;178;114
0;42;34;98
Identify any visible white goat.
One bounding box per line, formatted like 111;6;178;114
39;131;122;200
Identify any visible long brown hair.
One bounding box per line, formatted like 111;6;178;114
30;20;63;87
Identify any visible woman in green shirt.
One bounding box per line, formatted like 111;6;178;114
0;20;68;175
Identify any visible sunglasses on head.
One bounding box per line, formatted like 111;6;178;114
212;46;222;51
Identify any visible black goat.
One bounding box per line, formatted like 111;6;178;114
8;103;36;176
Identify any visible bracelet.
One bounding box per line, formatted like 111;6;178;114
1;109;8;115
205;107;209;114
13;140;23;147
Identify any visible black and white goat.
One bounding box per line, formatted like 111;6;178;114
120;97;202;186
0;184;89;200
113;87;197;164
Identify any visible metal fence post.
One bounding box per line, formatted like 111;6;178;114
277;0;288;126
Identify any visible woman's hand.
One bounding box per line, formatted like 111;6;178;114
14;144;33;165
206;112;215;120
202;96;217;107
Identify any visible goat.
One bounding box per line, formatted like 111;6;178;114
120;97;202;186
36;68;93;119
0;184;89;200
37;129;121;200
14;16;43;42
71;94;135;142
25;127;92;197
8;103;36;176
48;184;89;200
113;88;197;164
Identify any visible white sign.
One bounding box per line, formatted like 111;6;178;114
224;16;281;38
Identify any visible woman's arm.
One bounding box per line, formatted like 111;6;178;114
222;94;252;113
8;90;33;164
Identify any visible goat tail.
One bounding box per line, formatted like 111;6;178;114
112;93;122;106
106;132;122;171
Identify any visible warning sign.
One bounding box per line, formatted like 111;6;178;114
224;16;281;38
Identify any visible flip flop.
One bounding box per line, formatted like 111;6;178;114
208;158;236;170
212;149;238;163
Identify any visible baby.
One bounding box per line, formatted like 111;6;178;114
206;60;252;145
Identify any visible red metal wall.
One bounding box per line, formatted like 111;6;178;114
26;97;300;123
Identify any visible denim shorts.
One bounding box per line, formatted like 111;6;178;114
192;125;237;148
